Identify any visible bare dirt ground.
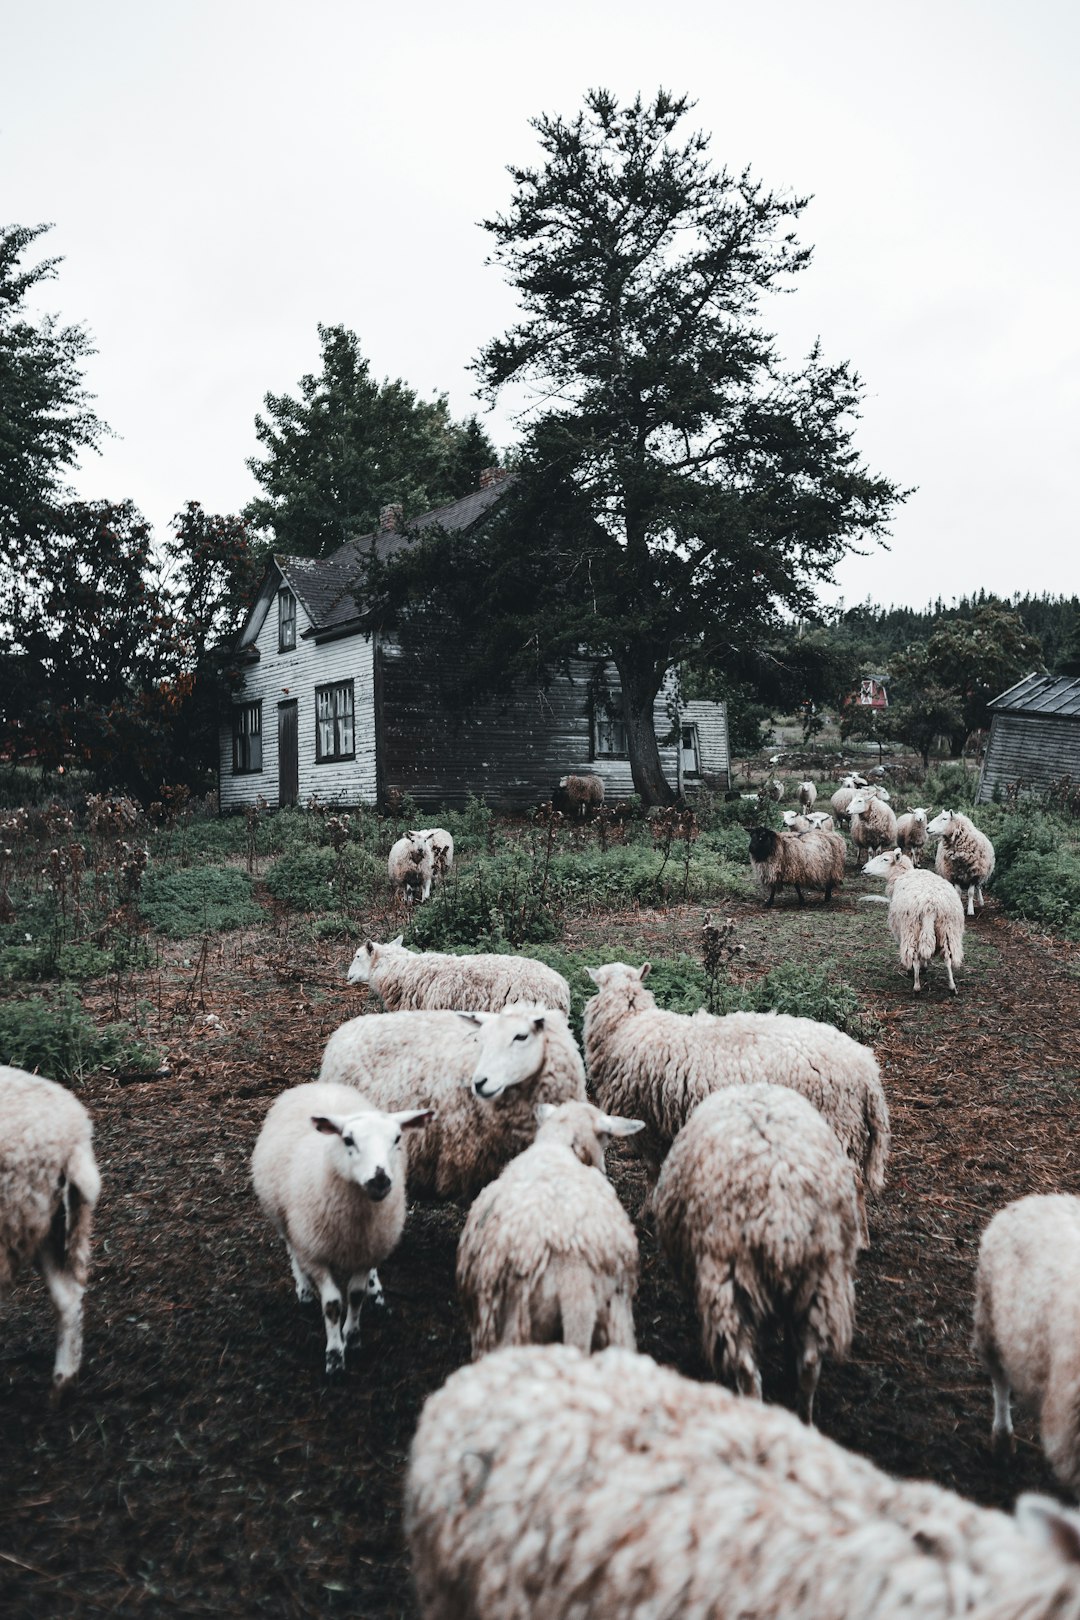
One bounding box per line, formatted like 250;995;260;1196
1;888;1079;1617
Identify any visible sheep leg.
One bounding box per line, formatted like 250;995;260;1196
911;958;922;993
344;1271;373;1347
39;1248;85;1391
794;884;806;907
559;1273;599;1355
966;886;976;917
313;1271;346;1376
985;1345;1015;1457
604;1292;637;1351
944;948;958;996
704;1274;762;1400
286;1242;315;1303
795;1335;822;1427
364;1267;386;1310
765;884;777;908
855;1183;870;1249
975;884;985;910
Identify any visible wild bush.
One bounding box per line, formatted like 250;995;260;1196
0;990;159;1080
264;846;384;913
140;866;264;937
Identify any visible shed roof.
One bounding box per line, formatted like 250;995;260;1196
987;673;1080;719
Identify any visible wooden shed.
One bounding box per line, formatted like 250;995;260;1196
976;673;1080;802
218;479;730;811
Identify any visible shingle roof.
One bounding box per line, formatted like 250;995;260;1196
988;673;1080;719
277;479;510;636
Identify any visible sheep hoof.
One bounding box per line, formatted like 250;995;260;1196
325;1349;345;1378
49;1373;76;1408
992;1426;1016;1459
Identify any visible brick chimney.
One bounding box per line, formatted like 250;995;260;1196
379;503;403;532
478;466;509;489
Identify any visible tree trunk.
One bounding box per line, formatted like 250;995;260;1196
614;651;677;807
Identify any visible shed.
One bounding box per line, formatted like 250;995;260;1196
976;673;1080;802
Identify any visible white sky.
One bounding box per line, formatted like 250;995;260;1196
3;0;1078;612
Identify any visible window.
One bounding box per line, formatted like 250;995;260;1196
680;724;700;776
232;702;262;773
594;703;627;758
316;681;355;762
278;588;297;652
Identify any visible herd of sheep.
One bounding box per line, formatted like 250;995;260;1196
4;773;1080;1619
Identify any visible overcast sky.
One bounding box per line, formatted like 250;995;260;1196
3;0;1077;612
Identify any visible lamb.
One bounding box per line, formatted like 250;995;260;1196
848;788;899;866
782;810;812;831
748;824;846;906
347;936;571;1016
895;806;929;864
456;1100;643;1359
318;1003;586;1199
974;1193;1080;1495
554;773;604;819
761;775;785;802
387;831;434;905
413;826;454;882
863;849;966;995
830;772;869;822
797;779;817;810
583;961;889;1241
251;1081;432;1373
405;1343;1080;1620
929;808;996;915
654;1082;859;1422
806;809;836;832
0;1065;101;1393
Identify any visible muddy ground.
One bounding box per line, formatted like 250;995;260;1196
1;888;1079;1617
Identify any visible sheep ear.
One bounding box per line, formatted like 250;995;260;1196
312;1115;343;1136
584;966;602;984
530;1015;546;1034
638;963;652;981
389;935;404;948
601;1113;646;1137
394;1109;434;1132
1015;1495;1080;1565
456;1011;488;1027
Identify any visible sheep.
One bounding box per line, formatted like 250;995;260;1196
582;961;889;1242
830;772;869;822
929;809;996;916
895;806;929;864
456;1100;643;1359
413;826;454;882
346;936;572;1016
654;1082;859;1422
318;1003;586;1200
806;809;836;832
848;789;899;866
0;1065;101;1393
553;773;604;819
782;810;812;831
251;1081;433;1373
863;849;966;995
405;1344;1080;1620
797;779;817;811
387;831;434;904
748;824;846;906
761;775;785;802
974;1194;1080;1495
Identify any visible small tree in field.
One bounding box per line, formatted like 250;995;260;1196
369;91;905;804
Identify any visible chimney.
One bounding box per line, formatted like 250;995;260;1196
379;503;403;532
478;466;508;489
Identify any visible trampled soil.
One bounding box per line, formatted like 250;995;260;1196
1;888;1079;1617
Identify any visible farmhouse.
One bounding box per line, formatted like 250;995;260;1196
977;672;1080;803
219;477;730;811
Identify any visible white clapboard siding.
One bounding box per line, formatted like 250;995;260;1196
680;700;732;787
219;581;376;810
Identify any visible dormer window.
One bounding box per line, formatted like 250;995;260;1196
278;588;296;652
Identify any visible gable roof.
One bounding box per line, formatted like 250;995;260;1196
274;478;511;640
988;673;1080;720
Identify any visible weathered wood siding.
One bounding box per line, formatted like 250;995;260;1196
680;700;732;788
219;587;377;810
376;636;679;809
977;713;1080;802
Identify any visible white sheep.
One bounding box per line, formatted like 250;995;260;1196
405;1344;1080;1620
583;961;889;1243
830;773;869;822
654;1082;859;1423
251;1081;432;1374
414;826;454;881
929;809;996;915
863;849;966;995
974;1194;1080;1495
806;809;836;832
797;779;817;811
761;776;785;802
782;810;812;831
0;1065;101;1393
895;806;929;864
387;831;434;904
848;789;899;866
347;936;571;1016
456;1100;643;1359
318;1003;586;1200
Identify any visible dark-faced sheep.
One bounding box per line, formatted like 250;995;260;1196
748;825;845;907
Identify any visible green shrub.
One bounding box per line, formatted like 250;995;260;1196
921;762;978;807
264;845;384;912
140;866;264;937
408;856;559;950
308;913;365;941
0;991;159;1080
723;962;881;1043
0;936;152;984
994;848;1080;939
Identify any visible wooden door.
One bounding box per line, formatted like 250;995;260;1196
278;700;299;807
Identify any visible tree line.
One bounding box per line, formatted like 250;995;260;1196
2;91;1072;802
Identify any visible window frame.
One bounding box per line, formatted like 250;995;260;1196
593;698;628;760
315;680;356;764
232;701;263;774
278;588;297;653
680;722;701;777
